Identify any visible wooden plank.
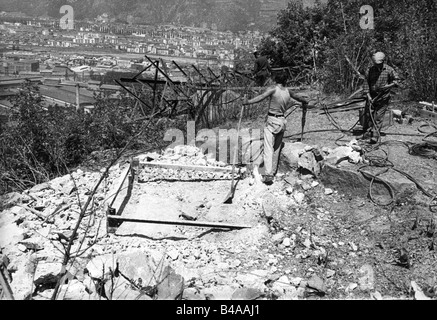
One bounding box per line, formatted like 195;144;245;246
140;161;244;173
107;215;251;229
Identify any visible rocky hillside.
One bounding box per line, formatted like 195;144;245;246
1;139;436;301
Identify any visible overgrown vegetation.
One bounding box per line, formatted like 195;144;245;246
0;81;185;194
258;0;437;100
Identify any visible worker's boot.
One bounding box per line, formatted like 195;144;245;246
262;175;274;185
359;131;372;140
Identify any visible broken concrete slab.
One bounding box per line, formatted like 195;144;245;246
307;275;326;294
58;279;91;300
29;182;51;194
272;232;286;244
9;263;34;300
0;192;31;210
0;223;25;249
34;262;64;287
201;285;236;300
104;278;153;300
298;151;321;176
271;275;291;296
183;287;206;300
278;142;308;172
60;180;77;196
156;266;184;300
234;270;269;292
231;287;264;300
324;146;355;165
86;251;160;287
320;163;417;197
19;237;45;252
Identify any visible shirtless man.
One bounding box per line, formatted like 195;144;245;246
243;72;309;185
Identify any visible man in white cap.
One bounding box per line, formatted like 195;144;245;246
361;51;401;144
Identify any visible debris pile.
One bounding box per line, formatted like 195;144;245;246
280;140;364;178
138;167;236;182
0;166;127;300
138;145;228;168
136;145;240;182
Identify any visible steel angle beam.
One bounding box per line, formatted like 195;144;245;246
107;215;251;230
140;161;242;173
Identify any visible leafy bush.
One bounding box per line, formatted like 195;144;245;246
0;82;174;194
258;0;437;100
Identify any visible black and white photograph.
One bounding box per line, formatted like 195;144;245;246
0;0;436;307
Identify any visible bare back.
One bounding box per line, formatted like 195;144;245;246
268;85;291;115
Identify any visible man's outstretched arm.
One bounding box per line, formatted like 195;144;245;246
243;88;275;105
287;90;318;109
287;90;309;104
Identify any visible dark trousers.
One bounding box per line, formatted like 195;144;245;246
362;99;389;139
255;71;269;86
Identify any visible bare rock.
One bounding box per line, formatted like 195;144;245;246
271;275;291;296
346;283;358;293
277;286;299;300
34;262;64;288
85;251;160;285
411;281;431;300
61;180;77;196
19;237;45;251
293;192;305;205
104;279;153;300
156;266;184;300
9;258;35;300
201;285;235;300
261;193;285;220
272;232;286;244
0;192;31;210
0;223;25;249
298;151;321;176
358;264;375;291
279;142;308;172
307;275;326;295
29;182;51;194
324;188;334;195
231;287;264;300
58;279;91;300
235;270;269;291
182;288;206;300
324;146;354;165
166;249;179;262
320;163;416;198
326;269;336;278
289;277;302;286
371;291;383;300
282;238;292;247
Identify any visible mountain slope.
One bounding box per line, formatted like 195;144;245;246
0;0;294;31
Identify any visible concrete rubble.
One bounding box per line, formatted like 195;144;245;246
136;145;239;182
0;139;430;301
138;145;228;168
